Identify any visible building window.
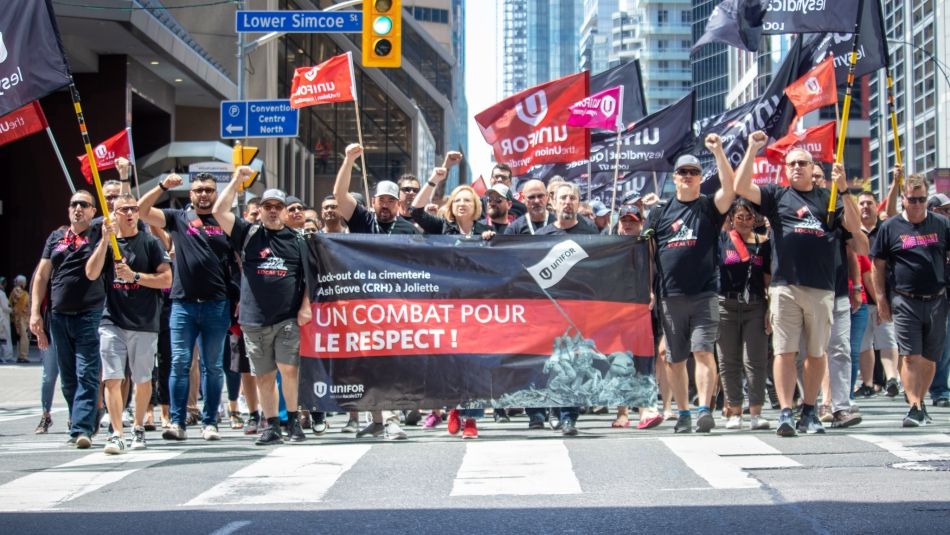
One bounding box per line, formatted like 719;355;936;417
657;10;668;25
681;10;691;24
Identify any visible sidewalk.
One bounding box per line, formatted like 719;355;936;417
0;347;66;408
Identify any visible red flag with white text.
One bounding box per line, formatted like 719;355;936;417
475;72;589;176
289;52;357;109
766;121;836;164
785;56;837;118
0;101;48;148
76;129;130;184
752;157;788;186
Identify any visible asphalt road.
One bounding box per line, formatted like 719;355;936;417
0;395;948;534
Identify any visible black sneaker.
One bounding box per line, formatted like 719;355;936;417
673;413;692;433
922;405;934;424
933;398;950;408
796;412;826;434
856;385;875;398
255;427;284;446
561;418;578;436
902;405;926;427
288;419;307;443
776;408;797;437
885;378;900;398
404;410;422;426
527;417;545;430
695;410;715;433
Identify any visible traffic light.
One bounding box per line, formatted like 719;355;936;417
362;0;401;68
232;141;260;191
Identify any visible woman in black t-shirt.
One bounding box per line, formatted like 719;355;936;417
717;198;772;431
411;185;491;238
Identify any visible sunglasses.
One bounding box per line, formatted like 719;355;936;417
676;168;701;176
905;196;928;204
786;160;813;168
70;200;93;209
191;187;216;194
287;206;305;213
400;187;420;193
115;206;139;214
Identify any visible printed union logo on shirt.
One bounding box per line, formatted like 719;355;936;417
527;239;590;290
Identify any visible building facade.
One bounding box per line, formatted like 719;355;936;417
497;0;581;97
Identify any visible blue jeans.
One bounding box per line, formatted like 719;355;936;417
930;304;950;401
169;300;229;427
50;310;103;437
849;304;869;398
40;344;59;413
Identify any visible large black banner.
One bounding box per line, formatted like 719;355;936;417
762;0;861;34
0;0;71;117
591;60;648;129
798;0;886;84
298;235;657;412
518;92;694;197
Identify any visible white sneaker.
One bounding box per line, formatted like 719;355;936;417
749;415;770;430
725;415;742;430
130;427;147;450
201;424;221;441
103;433;125;455
384;420;407;440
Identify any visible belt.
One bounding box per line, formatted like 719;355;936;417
721;292;764;304
894;288;946;302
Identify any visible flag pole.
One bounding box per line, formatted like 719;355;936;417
830;51;841;125
608;126;622;235
353;103;372;203
42;124;75;195
68;82;121;258
827;0;864;224
124;126;142;198
652;170;658;196
586;160;592;200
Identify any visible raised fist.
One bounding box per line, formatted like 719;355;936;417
748;131;768;151
430;167;448;183
443;151;463;167
115;157;130;174
162;174;183;190
704;134;722;152
345;143;363;160
234;165;255;181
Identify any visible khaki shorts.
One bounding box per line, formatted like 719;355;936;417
242;318;301;376
770;284;834;357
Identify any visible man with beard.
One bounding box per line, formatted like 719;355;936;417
30;190;105;448
505;180;555;236
484;183;514;234
333;143;415;439
138;173;232;442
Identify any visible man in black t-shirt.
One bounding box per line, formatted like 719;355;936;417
505;180;556;236
484;162;527;218
871;174;950;426
735;133;864;437
139;172;233;442
215;172;314;445
29;190;105;449
484;183;514;235
647;133;742;434
86;194;172;454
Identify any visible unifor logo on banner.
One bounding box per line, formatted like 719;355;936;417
599;95;617;117
527;239;590;290
515;90;548;127
94;143;110;159
303;65;319;81
314;381;328;398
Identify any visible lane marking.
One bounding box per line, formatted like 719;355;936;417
660;436;800;489
451;440;582;496
851;433;950;462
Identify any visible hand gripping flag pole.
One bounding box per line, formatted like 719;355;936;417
827;0;864;224
68;82;122;259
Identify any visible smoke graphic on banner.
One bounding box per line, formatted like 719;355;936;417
299;234;657;411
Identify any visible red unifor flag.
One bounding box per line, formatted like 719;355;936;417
471;175;488;197
76;129;130;184
765;121;836;164
0;101;48;148
784;56;837;118
752;157;787;187
289;52;357;109
475;72;589;176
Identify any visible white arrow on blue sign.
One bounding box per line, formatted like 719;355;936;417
220;100;299;139
235;11;362;33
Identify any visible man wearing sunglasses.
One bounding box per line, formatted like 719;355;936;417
735;133;865;437
138;172;233;442
871;175;950;427
484;162;527;218
396;174;421;222
29;190;105;449
647;134;744;434
505;180;555;236
86;194;172;454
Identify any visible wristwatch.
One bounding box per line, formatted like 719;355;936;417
133;272;141;283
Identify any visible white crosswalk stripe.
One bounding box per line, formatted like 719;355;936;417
184;444;371;506
0;449;183;511
451;440;582;496
660;435;800;489
851;433;950;462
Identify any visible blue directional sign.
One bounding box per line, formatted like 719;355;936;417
235;10;362;33
220;100;299;139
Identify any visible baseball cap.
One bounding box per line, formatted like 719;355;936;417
260;189;286;206
590;199;611;217
619;205;641;222
487;183;510;199
928;193;950;210
623;190;642;205
285;195;304;208
374;180;400;199
674;154;703;173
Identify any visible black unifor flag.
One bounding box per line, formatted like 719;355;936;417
0;0;71;117
797;0;886;85
691;0;766;53
518;92;694;198
298;234;657;411
762;0;861;34
694;38;803;194
591;60;647;129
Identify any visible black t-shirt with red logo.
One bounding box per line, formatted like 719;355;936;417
870;212;950;296
647;195;724;297
229;218;307;327
42;225;105;314
162;209;232;301
718;232;771;299
101;232;171;332
757;185;843;291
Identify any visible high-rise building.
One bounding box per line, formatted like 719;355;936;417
691;0;729;121
497;0;581;97
580;0;619;74
610;0;692;113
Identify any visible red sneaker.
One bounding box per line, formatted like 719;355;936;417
447;409;461;435
462;417;478;439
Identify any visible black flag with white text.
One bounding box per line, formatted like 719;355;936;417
0;0;71;117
